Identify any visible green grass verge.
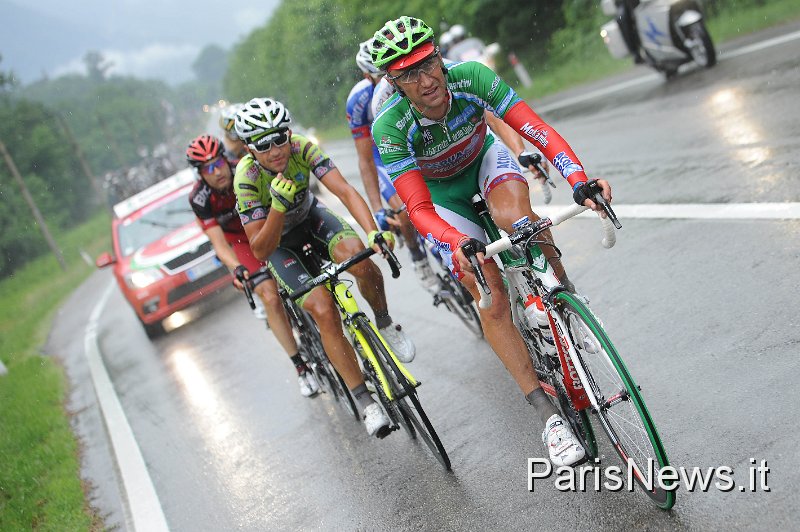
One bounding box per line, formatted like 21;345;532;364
519;0;800;101
0;210;111;531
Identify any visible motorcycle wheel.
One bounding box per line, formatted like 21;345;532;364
686;21;716;68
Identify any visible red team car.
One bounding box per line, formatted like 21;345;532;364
96;169;230;338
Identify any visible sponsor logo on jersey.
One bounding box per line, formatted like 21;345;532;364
378;143;404;154
552;151;584;178
283;257;296;268
448;106;477;130
395;108;414;131
422;129;434;146
487;76;500;98
519;123;549;148
448;78;472;91
192;186;211;206
243;199;261;209
237;182;259;192
250;207;267;220
386;156;417;174
245;164;261;181
239;212;250;224
497;91;515;115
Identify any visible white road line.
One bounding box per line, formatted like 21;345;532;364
720;29;800;60
536;29;800;114
535;203;800;220
85;282;170;532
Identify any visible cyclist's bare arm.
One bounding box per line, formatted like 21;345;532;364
485;111;549;180
242;206;285;262
320;168;381;238
353;136;384;212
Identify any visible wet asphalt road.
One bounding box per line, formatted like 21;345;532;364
59;23;799;531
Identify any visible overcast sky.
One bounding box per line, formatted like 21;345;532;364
0;0;280;85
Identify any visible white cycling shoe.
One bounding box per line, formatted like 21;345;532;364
297;370;320;398
363;403;391;438
379;323;416;363
413;258;439;293
542;414;586;467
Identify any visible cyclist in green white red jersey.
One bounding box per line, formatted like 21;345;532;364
347;40;438;292
370;16;613;466
232;97;415;437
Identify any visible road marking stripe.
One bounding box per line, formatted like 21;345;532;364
535;203;800;220
537;29;800;114
85;282;169;532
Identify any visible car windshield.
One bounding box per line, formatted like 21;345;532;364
117;192;195;257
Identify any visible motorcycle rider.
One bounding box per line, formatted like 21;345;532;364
617;0;644;63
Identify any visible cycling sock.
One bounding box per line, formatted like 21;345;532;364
290;353;307;374
350;383;374;414
409;245;426;262
374;310;392;329
526;387;560;425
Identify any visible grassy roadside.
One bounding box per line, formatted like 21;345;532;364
518;0;800;102
0;210;110;530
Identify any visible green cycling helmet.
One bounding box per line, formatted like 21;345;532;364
370;16;435;70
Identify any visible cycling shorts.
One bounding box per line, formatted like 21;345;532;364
266;198;358;304
425;140;527;275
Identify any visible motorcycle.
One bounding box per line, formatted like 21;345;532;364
600;0;716;78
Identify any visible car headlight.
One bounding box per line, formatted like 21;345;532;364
127;269;165;289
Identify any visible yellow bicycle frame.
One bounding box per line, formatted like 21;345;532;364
331;282;418;400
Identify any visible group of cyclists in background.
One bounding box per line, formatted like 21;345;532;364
183;15;613;468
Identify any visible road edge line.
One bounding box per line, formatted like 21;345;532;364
84;281;170;532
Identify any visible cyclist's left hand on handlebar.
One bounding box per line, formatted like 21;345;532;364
573;179;613;217
367;230;396;255
232;264;249;291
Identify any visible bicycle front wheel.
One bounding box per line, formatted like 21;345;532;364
555;292;675;510
358;317;451;471
440;274;483;338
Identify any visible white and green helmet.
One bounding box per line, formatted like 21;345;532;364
369;16;435;70
234;97;292;141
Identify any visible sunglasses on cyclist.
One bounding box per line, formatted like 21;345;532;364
387;52;442;84
248;130;290;153
200;158;226;175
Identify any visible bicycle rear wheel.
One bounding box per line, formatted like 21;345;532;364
301;311;359;419
357;317;451;471
555;292;675;510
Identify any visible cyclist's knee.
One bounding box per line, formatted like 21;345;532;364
332;236;365;263
255;281;281;308
303;291;340;330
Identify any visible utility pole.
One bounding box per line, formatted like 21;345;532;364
56;113;110;212
0;138;67;271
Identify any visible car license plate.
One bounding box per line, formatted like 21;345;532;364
186;257;222;281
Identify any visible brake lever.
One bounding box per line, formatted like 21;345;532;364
593;192;622;229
